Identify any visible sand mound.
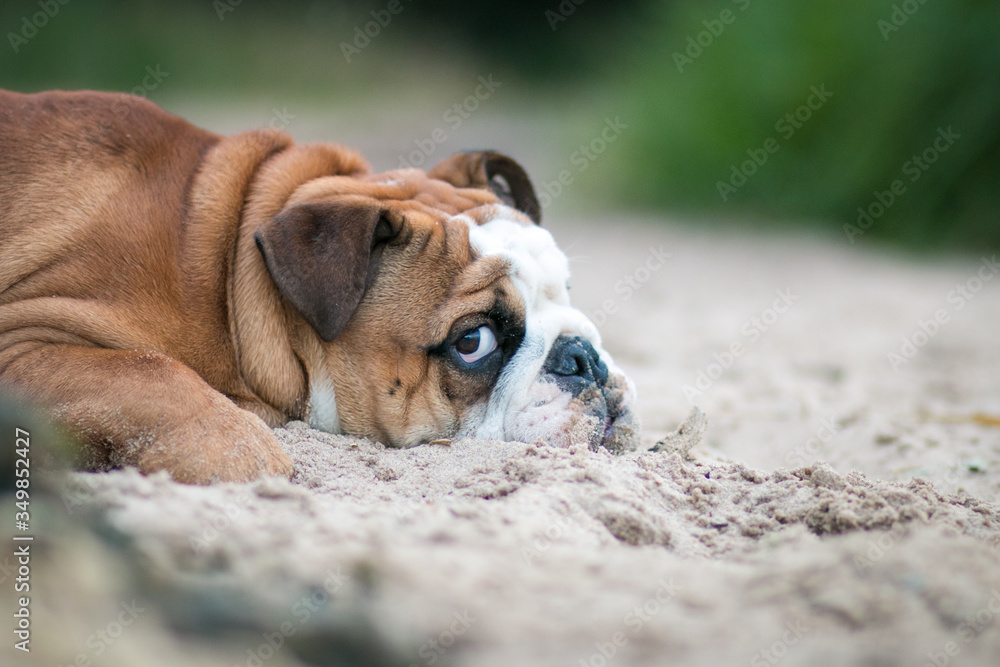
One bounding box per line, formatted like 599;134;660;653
14;414;994;667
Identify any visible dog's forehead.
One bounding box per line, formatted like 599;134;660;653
289;172;498;218
455;205;599;346
362;169;501;214
460;206;569;308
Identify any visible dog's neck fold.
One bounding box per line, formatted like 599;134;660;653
189;129;369;426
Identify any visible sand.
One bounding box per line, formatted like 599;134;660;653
7;212;1000;667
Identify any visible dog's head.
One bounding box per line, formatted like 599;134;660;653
254;150;638;452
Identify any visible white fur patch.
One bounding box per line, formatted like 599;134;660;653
455;205;636;444
307;370;340;434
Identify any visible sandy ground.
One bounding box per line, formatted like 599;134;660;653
6;212;999;667
4;101;1000;666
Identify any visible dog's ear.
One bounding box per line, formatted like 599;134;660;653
428;151;541;225
254;200;399;342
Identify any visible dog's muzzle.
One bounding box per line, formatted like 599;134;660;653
542;335;636;452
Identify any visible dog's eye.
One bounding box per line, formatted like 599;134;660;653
454;325;498;364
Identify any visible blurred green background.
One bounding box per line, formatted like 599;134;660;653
1;0;997;252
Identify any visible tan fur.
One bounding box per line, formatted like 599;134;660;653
0;89;532;484
321;208;527;446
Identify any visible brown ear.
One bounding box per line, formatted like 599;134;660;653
254;201;398;342
428;151;542;225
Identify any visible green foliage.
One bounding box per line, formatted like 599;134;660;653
606;0;1000;251
0;0;642;93
1;0;995;251
1;1;378;96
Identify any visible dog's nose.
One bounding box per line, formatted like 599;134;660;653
543;335;609;396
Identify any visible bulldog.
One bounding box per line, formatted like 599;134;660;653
0;89;638;484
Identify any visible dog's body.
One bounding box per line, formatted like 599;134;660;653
0;90;637;484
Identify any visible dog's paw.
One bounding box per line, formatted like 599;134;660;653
135;395;294;485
